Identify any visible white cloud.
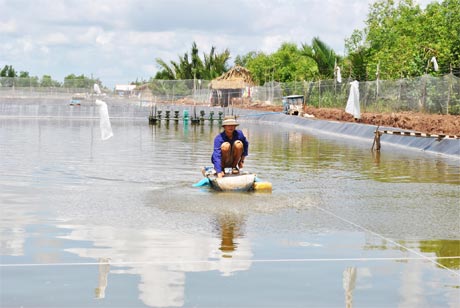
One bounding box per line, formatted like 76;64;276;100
40;46;50;55
20;39;35;54
123;31;177;47
95;33;114;46
42;32;70;45
141;64;157;76
0;19;17;33
0;0;441;87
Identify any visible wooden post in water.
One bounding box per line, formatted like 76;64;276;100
371;126;382;152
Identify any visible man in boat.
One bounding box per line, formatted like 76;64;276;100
212;116;249;178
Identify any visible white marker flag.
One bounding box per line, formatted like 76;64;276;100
430;57;439;72
94;83;102;95
345;80;360;119
336;66;342;83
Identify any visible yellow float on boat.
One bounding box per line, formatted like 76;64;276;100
253;181;272;192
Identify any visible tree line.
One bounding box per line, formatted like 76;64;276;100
0;65;101;88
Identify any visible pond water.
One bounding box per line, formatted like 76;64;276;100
1;112;459;307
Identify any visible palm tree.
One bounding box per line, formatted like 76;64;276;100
155;42;230;80
203;46;231;80
155;59;176;79
190;42;203;80
301;37;338;79
212;49;231;77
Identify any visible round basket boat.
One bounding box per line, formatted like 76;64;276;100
209;173;256;192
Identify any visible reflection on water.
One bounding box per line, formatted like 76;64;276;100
263;129;460;185
1;113;459;307
54;212;251;307
420;239;460;270
95;258;110;299
215;213;246;258
362;237;460;271
343;267;357;308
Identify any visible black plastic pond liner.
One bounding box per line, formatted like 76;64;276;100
241;111;460;159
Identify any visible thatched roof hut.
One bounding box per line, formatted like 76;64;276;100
210;66;255;89
209;66;255;107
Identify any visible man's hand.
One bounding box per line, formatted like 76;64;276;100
238;160;245;169
217;171;225;178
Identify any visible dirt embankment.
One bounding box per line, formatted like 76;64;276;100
245;103;460;136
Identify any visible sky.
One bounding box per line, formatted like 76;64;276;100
0;0;436;88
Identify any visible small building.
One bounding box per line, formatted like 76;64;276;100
209;66;255;107
114;84;137;96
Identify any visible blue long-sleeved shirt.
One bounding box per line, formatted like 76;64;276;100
211;130;249;173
